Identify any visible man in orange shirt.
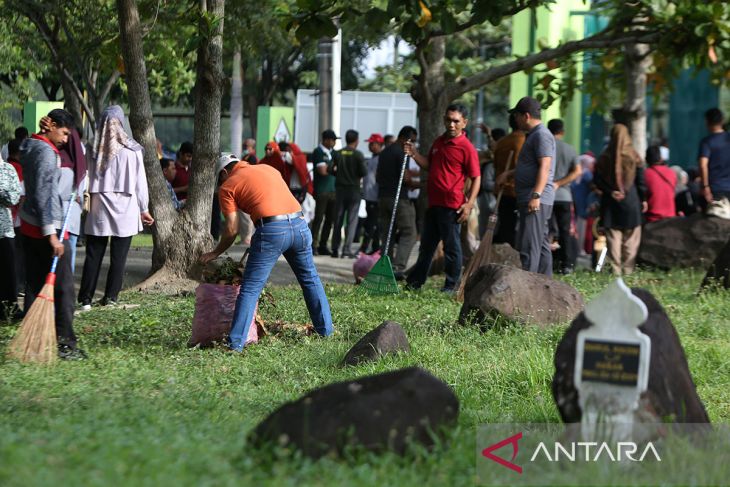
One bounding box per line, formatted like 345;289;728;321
199;154;334;351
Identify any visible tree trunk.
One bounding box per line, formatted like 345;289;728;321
183;0;226;270
230;44;243;157
61;77;84;132
117;0;181;279
623;42;651;159
412;37;447;153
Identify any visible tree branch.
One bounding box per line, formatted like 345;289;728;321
447;31;660;99
430;0;541;38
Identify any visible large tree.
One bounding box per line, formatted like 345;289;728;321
289;0;729;152
118;0;225;283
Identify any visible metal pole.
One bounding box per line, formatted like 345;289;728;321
317;37;332;136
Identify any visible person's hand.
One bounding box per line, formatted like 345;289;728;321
39;116;52;132
611;190;625;202
49;234;64;257
495;171;508;186
403;140;416;157
553;180;561;189
199;251;219;265
141;211;155;226
456;202;473;223
528;198;540;214
641;201;648;213
703;186;713;203
479;122;491;135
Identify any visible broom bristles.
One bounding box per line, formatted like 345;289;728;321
456;228;495;302
7;282;57;364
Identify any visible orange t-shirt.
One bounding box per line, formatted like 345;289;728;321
218;162;301;222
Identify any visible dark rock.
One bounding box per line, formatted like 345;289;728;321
248;367;459;458
638;214;730;269
459;264;584;327
552;288;710;423
342;321;410;366
700;238;730;290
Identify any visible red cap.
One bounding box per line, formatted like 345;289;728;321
366;133;384;144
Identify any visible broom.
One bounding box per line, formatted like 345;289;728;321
456;150;514;301
360;153;410;295
8;192;76;364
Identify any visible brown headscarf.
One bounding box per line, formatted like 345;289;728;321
59;127;87;189
596;123;642;192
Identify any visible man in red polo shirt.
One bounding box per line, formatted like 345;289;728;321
405;104;481;292
172;141;193;201
199;155;334;351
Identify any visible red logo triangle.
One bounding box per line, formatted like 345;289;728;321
481;432;523;474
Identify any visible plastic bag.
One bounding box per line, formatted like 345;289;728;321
188;283;258;347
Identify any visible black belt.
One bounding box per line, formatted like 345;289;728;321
254;211;304;228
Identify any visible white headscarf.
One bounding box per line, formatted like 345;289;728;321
94;105;141;172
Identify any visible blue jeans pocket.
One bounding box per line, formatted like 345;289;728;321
299;227;313;249
254;229;286;253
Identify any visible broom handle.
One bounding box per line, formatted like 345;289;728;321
383;153;410;256
49;191;77;275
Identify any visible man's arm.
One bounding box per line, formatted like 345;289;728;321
554;159;582;189
199;211;239;264
699;156;712;202
528;156;552;212
458;175;481;223
404;141;429;170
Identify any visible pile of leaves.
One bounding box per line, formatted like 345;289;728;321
201;257;244;285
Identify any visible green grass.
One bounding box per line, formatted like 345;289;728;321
130;233;154;248
0;269;728;486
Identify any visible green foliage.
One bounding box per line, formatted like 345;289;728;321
0;269;728;484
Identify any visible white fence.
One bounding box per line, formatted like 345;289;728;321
294;89;418;154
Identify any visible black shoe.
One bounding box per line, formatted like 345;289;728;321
331;250;339;258
317;247;331;256
394;271;406;281
58;345;88;361
100;297;119;307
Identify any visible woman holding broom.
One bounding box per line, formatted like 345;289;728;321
16;109;86;360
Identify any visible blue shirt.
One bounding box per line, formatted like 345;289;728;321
699;131;730;193
166;180;182;210
514;123;556;205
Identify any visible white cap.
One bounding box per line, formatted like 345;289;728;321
216;152;239;174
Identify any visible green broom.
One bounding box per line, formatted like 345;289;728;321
8;192;76;364
360;153;410;295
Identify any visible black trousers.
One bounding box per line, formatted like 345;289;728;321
551;201;578;271
360;200;380;253
210;193;221;240
493;195;518;247
311;191;336;250
14;227;25;293
407;206;462;291
332;190;360;255
0;237;18;319
78;235;132;304
23;235;76;347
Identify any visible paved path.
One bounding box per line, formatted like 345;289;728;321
72;243;395;299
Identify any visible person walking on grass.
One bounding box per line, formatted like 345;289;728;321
360;133;384;254
405;104;481;293
78;106;154;310
199;156;333;352
18;109;85;359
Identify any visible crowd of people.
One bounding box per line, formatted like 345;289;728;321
1;99;728;357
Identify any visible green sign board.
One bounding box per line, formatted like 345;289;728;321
256;106;294;160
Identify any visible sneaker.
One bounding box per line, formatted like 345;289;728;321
100;297;118;307
342;252;356;259
331;250;339;258
58;345;88;361
317;247;332;256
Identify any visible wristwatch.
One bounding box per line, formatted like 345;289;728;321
531;192;541;200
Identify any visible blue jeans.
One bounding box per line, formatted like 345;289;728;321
406;206;463;291
229;217;333;350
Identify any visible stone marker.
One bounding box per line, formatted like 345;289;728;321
638;213;730;269
248;367;459;458
553;281;710;427
342;321;410;366
459;264;584;328
700;238;730;290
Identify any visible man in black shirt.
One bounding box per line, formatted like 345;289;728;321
376;126;418;278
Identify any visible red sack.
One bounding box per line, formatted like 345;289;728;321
188;283;258;347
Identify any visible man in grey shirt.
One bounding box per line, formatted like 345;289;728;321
498;97;556;276
547;119;582;274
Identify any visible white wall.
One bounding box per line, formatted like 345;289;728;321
295;89;417;154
